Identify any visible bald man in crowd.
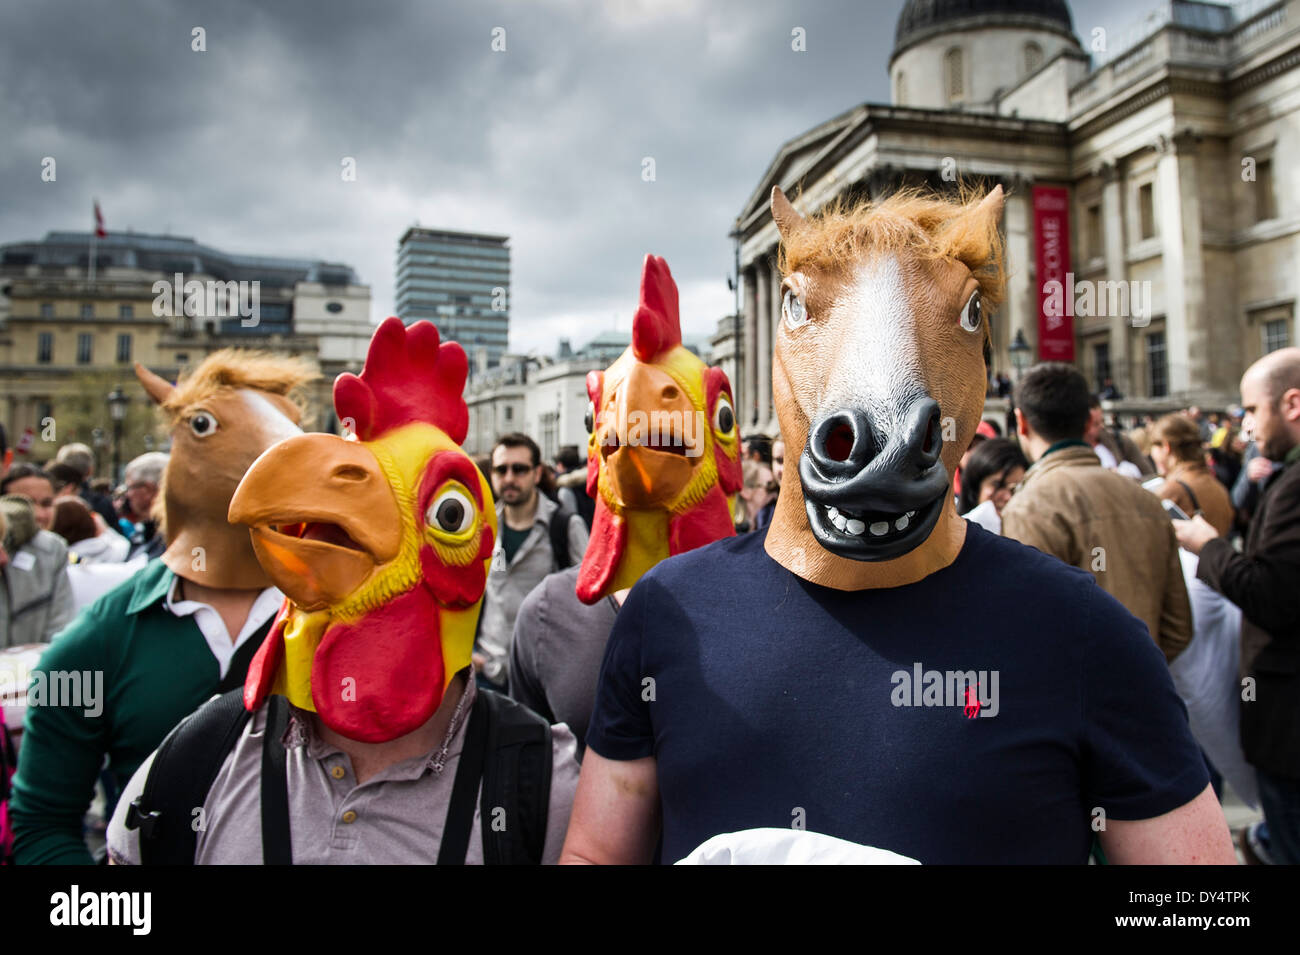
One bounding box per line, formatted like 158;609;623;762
1176;347;1300;864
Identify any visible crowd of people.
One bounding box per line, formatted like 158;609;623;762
1;342;1297;866
1;444;167;647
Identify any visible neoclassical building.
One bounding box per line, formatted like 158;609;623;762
734;0;1300;432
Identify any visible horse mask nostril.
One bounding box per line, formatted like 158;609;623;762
809;410;875;471
826;423;854;462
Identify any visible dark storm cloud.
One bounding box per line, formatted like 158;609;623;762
0;0;1147;352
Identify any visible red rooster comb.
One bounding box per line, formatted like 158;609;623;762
632;254;682;362
333;317;469;443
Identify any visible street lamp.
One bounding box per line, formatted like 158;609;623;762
1009;329;1032;381
107;386;129;484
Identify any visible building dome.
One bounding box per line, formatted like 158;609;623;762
892;0;1077;62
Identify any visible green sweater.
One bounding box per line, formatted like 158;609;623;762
9;559;273;864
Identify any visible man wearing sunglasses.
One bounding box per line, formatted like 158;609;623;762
476;433;589;691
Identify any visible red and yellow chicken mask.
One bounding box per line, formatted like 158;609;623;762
577;255;743;603
229;318;495;743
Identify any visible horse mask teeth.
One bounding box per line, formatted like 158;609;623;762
763;184;1007;590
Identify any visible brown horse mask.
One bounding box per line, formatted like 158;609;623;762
135;352;316;590
765;184;1005;590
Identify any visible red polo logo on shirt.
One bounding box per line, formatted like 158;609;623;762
890;664;999;717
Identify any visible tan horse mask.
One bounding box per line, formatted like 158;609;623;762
765;184;1005;590
135;352;316;590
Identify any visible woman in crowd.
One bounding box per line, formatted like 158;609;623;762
1149;413;1234;537
958;437;1028;534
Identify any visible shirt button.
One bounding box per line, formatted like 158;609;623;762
331;766;346;780
341;810;357;824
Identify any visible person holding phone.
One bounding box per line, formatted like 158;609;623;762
1150;413;1234;537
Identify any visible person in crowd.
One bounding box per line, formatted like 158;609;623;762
109;318;578;865
957;438;1028;534
1098;376;1123;400
8;351;308;863
753;438;784;531
1086;397;1150;478
952;419;997;500
0;464;56;532
51;497;129;564
54;443;118;528
1175;346;1300;865
1002;364;1192;662
562;187;1232;865
510;262;741;754
476;433;589;691
737;455;774;532
1149;413;1234;537
0;495;75;647
45;463;86;500
119;452;167;560
554;444;594;530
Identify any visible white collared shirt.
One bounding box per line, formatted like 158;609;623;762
164;578;283;679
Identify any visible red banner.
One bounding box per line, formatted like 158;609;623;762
1032;185;1074;362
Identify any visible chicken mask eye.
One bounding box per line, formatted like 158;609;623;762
713;393;735;437
426;487;475;535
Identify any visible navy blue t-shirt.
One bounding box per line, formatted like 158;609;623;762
586;523;1209;864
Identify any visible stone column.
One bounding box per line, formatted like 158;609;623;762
1099;161;1131;396
755;258;772;430
1002;183;1035;373
768;254;783;433
1156;130;1205;398
742;266;759;427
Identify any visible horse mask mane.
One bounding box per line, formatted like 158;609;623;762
576;255;742;602
765;184;1006;590
135;351;316;590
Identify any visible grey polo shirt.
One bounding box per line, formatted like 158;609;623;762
478;493;590;687
106;678;580;864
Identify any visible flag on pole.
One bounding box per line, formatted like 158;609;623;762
94;200;106;238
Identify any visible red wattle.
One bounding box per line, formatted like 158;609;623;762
311;586;445;743
244;604;289;712
576;495;625;604
669;483;736;555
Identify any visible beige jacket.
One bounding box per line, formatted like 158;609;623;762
1001;445;1192;661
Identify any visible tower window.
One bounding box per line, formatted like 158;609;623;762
945;48;964;102
1024;42;1044;74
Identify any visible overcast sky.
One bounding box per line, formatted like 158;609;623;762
2;0;1164;355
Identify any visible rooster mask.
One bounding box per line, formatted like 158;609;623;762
229;318;496;743
576;255;743;603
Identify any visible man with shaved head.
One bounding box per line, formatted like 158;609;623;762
1176;347;1300;864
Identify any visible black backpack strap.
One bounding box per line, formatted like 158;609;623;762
124;688;252;865
217;619;274;693
548;508;575;570
260;694;292;865
477;688;554;865
437;689;490;865
1175;479;1202;515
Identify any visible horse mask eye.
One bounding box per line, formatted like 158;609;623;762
959;290;982;333
782;288;809;330
190;412;218;437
